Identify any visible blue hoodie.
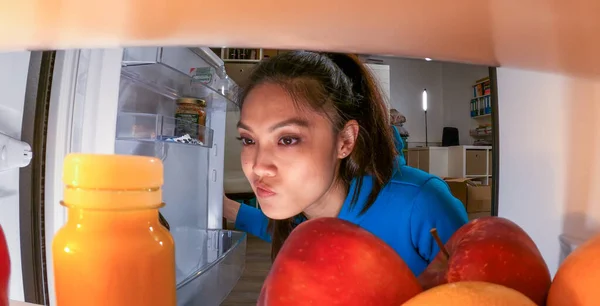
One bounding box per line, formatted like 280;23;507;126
234;126;468;276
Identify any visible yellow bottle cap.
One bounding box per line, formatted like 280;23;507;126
63;153;163;189
62;154;164;209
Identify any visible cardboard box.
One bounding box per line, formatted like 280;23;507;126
488;150;493;175
444;178;491;213
468;211;491;220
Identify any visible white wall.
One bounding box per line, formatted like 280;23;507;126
373;57;488;146
385;57;444;145
365;64;391;110
0;51;30;301
497;67;600;276
442;63;490;145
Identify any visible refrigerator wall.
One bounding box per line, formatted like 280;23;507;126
0;51;31;301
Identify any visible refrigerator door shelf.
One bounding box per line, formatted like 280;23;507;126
558;234;587;264
116;112;214;149
174;229;247;306
0;131;32;172
121;47;239;112
123;47;223;76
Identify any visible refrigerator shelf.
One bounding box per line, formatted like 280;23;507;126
116;112;214;149
121;47;239;112
174;229;247;306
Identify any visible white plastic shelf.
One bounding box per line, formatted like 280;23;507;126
173;229;247;306
121;47;239;112
116;112;214;148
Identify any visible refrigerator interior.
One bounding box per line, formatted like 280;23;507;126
114;46;247;305
35;47;248;306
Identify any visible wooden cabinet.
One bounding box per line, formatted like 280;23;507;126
406;147;448;178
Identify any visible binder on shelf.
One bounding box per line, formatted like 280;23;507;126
483;80;491;95
471;77;492;118
479;97;484;116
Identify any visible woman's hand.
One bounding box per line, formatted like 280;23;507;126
223;194;241;223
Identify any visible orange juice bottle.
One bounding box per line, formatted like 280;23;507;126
52;154;176;306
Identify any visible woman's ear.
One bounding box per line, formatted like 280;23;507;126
337;120;359;159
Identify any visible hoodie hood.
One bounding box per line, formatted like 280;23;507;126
392;125;407;166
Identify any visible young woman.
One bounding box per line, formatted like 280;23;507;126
223;51;467;277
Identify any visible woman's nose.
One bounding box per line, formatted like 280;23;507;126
252;148;277;178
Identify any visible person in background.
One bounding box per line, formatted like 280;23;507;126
223;51;467;276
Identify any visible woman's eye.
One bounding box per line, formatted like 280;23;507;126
278;136;299;146
237;137;255;146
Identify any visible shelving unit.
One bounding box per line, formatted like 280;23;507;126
470;78;491;118
470;77;492;145
472;113;491;119
448;145;492;184
220;48;264;63
406;147;449;177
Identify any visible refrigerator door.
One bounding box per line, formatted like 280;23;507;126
0;51;32;302
43;48;124;306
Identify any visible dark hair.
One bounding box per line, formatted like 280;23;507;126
237;51;397;260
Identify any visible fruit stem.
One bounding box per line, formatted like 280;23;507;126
430;228;450;260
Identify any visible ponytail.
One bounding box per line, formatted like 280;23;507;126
325;53;397;213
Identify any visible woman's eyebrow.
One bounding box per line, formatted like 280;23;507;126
236;118;310;132
268;118;310;132
237;121;252;131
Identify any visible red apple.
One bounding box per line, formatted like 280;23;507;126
417;216;551;305
258;217;422;306
0;225;10;306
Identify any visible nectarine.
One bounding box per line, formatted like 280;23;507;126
402;281;536;306
547;234;600;306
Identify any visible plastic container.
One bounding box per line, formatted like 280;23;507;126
52;154;176;306
0;225;9;306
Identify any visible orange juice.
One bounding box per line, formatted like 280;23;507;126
52;154;176;306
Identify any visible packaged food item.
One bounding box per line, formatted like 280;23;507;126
190;67;215;87
0;225;9;306
175;97;207;143
52;154;176;306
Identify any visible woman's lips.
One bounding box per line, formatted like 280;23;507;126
255;184;276;198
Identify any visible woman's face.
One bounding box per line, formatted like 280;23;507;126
237;83;348;220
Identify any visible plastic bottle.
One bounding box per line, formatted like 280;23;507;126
52;154;176;306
